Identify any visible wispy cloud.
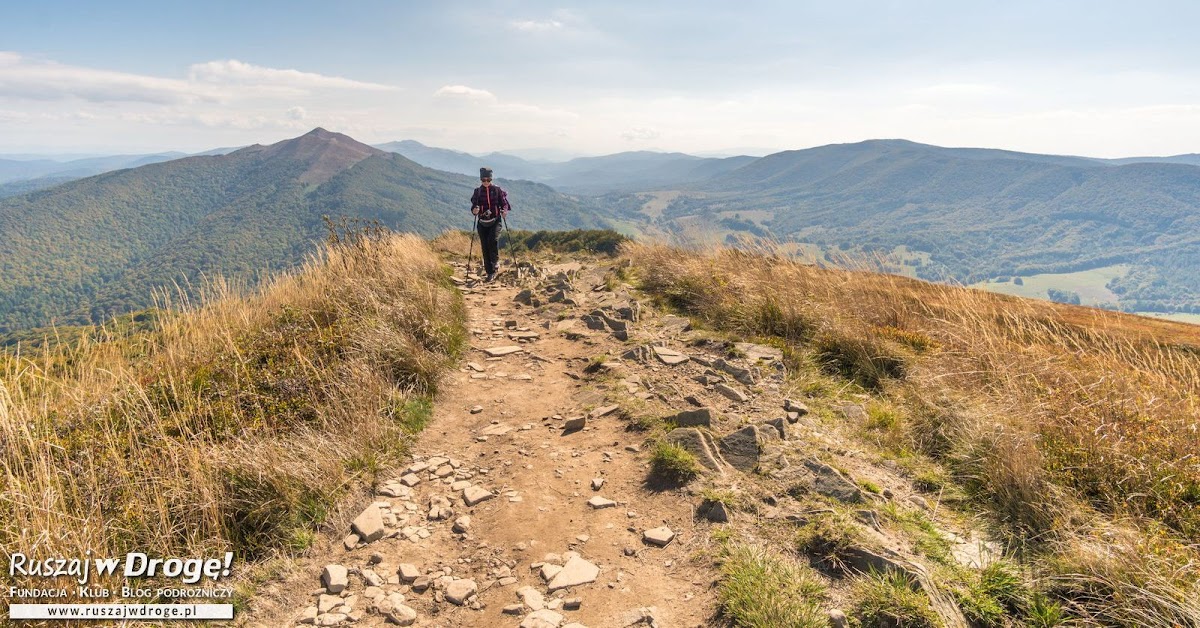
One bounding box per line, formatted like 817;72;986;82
433;85;497;102
0;52;212;104
622;127;660;141
0;53;397;105
510;19;565;32
188;60;397;92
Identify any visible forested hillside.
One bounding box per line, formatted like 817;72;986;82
644;140;1200;311
0;129;607;332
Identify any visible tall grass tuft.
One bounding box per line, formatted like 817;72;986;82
718;542;827;628
0;233;465;596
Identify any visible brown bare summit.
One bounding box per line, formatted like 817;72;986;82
240;127;385;185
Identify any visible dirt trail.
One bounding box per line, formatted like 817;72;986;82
241;260;718;628
241;255;991;628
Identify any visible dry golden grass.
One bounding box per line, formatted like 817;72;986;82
430;229;472;257
625;240;1200;622
0;233;464;597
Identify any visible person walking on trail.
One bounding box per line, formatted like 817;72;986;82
471;167;511;282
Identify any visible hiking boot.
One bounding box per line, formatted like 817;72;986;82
486;273;496;282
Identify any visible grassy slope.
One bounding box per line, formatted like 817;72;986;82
0;233;465;599
626;241;1200;625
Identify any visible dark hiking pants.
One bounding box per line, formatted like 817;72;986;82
477;220;500;275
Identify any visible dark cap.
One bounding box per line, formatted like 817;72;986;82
479;167;493;180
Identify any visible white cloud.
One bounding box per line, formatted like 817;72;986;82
510;19;565;32
622;127;660;141
287;106;307;120
434;85;497;102
188;60;396;92
0;53;212;104
0;54;396;107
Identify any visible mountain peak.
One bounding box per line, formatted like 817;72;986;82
248;128;384;184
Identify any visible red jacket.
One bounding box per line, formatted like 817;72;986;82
471;184;511;224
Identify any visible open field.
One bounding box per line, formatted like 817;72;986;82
972;264;1128;306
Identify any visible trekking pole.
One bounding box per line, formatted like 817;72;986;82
501;213;516;278
466;214;478;275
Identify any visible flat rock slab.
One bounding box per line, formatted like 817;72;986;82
480;423;513;436
547;556;600;591
509;331;541;340
804;460;864;503
351;505;386;543
520;609;565;628
589;404;620;419
318;592;342;613
715;383;750;402
444;579;478;605
667;407;715;428
665;427;727;472
463;486;495;506
714;358;757;385
588;496;617;509
660;315;692;333
643;526;676;547
484;346;524;357
718;425;763;472
517;585;546;611
652;346;690;365
734;342;783;363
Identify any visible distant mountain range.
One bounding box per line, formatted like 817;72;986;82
624;139;1200;312
374;140;755;194
0;129;606;332
0;153;185;184
5;130;1200;330
0;148;243;198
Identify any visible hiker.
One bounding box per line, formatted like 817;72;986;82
470;167;511;282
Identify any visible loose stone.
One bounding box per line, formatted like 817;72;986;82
321;565;348;594
643;526;676;547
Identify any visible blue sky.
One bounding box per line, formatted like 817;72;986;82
3;1;1200;157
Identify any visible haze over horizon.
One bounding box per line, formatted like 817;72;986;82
4;1;1200;158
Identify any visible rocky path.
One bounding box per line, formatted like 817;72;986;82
242;257;991;628
243;261;719;628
